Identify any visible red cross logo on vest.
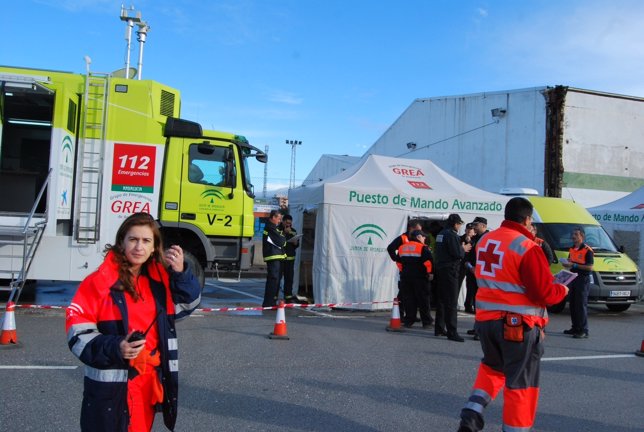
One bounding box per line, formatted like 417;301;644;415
477;239;504;277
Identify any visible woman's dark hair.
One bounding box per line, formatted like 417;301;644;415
504;197;534;223
104;212;165;300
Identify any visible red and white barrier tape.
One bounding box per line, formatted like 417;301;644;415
3;300;394;313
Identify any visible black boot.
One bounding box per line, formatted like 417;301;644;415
458;408;484;432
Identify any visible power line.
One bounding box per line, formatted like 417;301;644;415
395;120;498;157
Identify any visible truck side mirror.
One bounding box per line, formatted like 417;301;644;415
225;146;236;198
618;245;625;253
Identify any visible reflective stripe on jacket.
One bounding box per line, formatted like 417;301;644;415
568;244;592;264
65;252;201;432
474;225;548;326
398;240;433;279
262;221;287;261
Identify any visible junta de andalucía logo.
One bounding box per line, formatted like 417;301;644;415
350;223;387;253
198;189;226;210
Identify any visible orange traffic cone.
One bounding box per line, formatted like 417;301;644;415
386;297;403;332
0;301;19;345
636;339;644;357
268;300;289;340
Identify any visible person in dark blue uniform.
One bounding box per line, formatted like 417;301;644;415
562;227;594;338
434;213;471;342
262;210;287;307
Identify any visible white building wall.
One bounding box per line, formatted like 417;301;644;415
365;86;644;206
562;90;644;180
365;87;549;195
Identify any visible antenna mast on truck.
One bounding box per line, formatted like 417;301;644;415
120;5;150;80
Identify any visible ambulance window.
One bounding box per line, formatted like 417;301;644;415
67;99;77;132
188;144;229;187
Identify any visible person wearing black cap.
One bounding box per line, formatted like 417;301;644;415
464;217;489;314
434;213;472;342
396;230;434;328
465;217;489;340
458;223;476;306
387;219;424;321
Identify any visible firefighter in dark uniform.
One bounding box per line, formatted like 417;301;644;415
434;213;471;341
397;230;434;328
458;197;569;432
278;214;299;304
561;227;594;338
262;210;287;307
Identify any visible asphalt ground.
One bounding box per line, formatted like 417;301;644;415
1;278;643;431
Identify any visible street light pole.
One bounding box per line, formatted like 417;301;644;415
263;145;269;199
285;139;302;190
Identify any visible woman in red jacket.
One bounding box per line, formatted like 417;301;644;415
66;212;201;431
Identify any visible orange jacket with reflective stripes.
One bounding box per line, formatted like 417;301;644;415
398;241;433;278
568;244;593;265
474;221;566;328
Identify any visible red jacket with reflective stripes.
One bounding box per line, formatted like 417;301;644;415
474;220;568;328
65;252;201;432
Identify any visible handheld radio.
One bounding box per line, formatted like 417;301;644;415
128;309;162;342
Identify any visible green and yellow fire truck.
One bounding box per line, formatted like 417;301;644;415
0;64;266;295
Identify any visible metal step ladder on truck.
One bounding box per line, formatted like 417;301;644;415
526;196;643;313
0;64;266;302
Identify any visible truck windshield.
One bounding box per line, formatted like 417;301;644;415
536;223;618;253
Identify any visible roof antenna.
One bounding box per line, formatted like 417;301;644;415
120;5;149;79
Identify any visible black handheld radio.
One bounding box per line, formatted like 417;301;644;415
128;309;162;342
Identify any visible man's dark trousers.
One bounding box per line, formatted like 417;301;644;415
434;263;460;335
569;274;590;333
263;260;282;307
280;259;295;299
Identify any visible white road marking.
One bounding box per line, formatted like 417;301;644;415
541;354;636;362
0;365;78;370
205;282;263;300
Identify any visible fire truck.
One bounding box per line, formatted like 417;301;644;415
0;63;266;300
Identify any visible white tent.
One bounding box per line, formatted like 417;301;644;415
588;186;644;272
288;154;509;310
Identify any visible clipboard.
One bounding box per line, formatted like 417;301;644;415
286;234;303;244
554;269;577;286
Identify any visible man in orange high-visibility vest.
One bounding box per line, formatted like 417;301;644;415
387;219;423;321
458;197;569;432
561;227;594;339
397;230;434;328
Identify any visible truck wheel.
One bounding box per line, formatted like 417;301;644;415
547;298;566;314
183;251;205;290
606;304;630;312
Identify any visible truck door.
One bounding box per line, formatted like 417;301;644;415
179;141;243;239
0;80;54;213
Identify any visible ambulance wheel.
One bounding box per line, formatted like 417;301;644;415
183;251;205;290
547;298;566;314
606;304;630;312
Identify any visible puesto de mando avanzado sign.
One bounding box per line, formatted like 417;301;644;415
347;190;504;212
